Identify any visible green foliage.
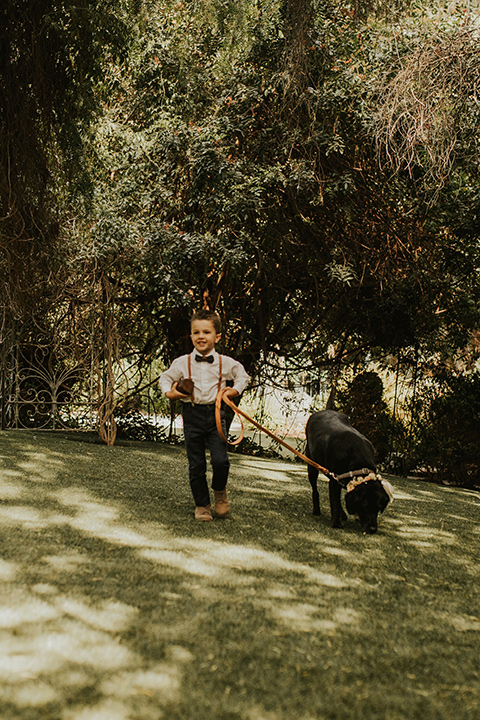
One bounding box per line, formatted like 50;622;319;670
3;0;480;473
0;0;135;325
336;370;394;462
114;408;169;442
65;0;480;404
409;372;480;488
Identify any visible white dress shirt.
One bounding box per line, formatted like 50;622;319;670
159;349;250;404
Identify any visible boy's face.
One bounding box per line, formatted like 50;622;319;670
190;319;221;356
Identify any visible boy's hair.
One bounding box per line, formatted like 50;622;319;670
191;309;222;334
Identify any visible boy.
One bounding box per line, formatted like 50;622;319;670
159;310;250;521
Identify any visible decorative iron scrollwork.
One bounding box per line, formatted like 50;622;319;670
1;341;96;431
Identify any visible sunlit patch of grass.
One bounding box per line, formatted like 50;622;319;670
0;430;479;719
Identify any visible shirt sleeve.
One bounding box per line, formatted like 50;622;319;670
228;359;250;395
159;357;186;395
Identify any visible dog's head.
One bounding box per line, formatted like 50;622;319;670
345;478;391;534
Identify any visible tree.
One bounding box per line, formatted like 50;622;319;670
4;0;480;462
0;0;132;330
85;0;480;379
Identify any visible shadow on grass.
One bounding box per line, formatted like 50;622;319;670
0;430;479;720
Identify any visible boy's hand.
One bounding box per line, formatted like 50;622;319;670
166;383;189;400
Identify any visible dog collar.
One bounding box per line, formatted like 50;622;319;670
335;468;376;489
345;471;381;493
345;473;395;507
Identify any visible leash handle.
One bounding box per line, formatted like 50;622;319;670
215;387;336;481
215;387;245;446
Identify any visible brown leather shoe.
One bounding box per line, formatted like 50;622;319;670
214;489;230;518
195;505;213;521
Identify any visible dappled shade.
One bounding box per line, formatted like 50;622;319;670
0;432;479;719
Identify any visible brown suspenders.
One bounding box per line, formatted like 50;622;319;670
187;353;223;403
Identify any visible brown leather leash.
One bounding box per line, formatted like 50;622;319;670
178;357;377;490
215;387;338;483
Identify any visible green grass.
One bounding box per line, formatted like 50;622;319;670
0;430;479;720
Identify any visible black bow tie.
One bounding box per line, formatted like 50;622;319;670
195;354;214;363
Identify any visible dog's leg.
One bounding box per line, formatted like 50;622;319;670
306;445;321;515
329;479;344;528
308;466;321;515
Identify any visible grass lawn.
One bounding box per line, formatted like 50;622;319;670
0;429;479;720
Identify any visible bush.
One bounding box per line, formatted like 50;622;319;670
114;408;169;443
416;373;480;488
336;371;395;464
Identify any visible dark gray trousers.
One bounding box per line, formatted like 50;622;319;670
182;403;230;507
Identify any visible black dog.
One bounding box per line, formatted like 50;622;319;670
305;410;392;534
